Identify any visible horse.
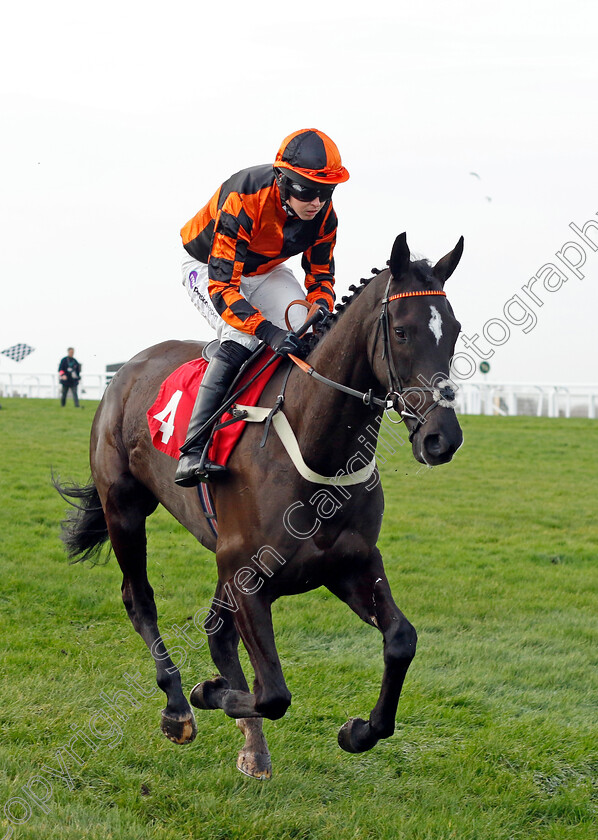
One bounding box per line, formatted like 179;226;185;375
55;232;464;779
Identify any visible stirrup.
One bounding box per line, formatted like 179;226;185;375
174;447;227;487
201;460;228;478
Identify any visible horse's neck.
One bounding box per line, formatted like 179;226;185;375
286;288;383;475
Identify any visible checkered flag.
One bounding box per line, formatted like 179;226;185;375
1;343;35;363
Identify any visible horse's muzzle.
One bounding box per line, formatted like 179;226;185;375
413;412;463;466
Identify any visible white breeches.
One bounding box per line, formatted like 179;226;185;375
181;253;307;351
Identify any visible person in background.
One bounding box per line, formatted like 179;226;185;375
175;128;350;487
58;347;81;407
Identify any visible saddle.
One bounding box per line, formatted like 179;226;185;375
147;347;283;465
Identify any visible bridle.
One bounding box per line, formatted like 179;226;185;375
218;281;459;451
370;274;457;441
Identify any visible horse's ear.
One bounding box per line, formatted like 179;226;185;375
389;232;411;279
432;236;464;284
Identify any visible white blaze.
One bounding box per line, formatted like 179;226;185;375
428;305;443;345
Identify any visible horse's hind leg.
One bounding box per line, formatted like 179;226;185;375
102;470;197;745
327;548;417;754
235;718;271;780
190;584;272;779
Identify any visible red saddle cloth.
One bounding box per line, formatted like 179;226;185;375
147;348;282;464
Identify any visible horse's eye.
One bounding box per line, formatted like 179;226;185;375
394;328;407;343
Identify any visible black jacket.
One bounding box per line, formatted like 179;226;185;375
58;356;81;384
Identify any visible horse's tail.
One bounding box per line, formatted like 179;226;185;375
53;476;111;564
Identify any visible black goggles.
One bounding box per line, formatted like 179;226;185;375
286;180;335;203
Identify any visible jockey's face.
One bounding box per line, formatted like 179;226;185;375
287;194;325;221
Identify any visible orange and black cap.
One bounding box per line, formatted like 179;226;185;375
274;129;350;185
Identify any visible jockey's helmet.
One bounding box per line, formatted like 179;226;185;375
274;128;349;203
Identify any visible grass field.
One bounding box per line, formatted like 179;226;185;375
0;396;596;840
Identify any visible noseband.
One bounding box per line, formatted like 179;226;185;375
375;276;456;441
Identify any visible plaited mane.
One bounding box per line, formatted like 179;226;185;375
314;258;433;340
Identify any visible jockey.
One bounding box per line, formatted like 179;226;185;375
174;128;350;487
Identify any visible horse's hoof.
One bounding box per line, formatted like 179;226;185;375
190;676;230;710
236;749;273;780
338;717;378;753
160;710;197;744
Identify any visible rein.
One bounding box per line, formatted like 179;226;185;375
287;355;392;410
184;304;325;453
190;284;457;458
290;277;457;442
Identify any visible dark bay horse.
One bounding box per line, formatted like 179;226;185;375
56;233;464;779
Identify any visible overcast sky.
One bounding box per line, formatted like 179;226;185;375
1;0;597;384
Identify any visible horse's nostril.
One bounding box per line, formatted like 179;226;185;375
424;433;446;457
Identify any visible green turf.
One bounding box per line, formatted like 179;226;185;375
0;397;596;840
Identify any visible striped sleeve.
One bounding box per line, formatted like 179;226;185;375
207;194;266;335
301;204;337;310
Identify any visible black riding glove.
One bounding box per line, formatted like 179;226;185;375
308;300;333;328
255;321;305;357
274;331;305;356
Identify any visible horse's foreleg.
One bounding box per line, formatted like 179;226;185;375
327;551;417;753
191;590;291;721
104;476;197;745
190;584;272;779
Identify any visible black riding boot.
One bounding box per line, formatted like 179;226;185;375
174;341;252;487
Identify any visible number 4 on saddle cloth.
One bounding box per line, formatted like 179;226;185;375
147;348;284;467
147;348;284;537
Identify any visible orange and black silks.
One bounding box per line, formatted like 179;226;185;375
181;165;337;337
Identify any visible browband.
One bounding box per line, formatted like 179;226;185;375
387;290;447;302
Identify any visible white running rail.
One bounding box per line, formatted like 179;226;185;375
1;373;597;418
454;381;598;418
